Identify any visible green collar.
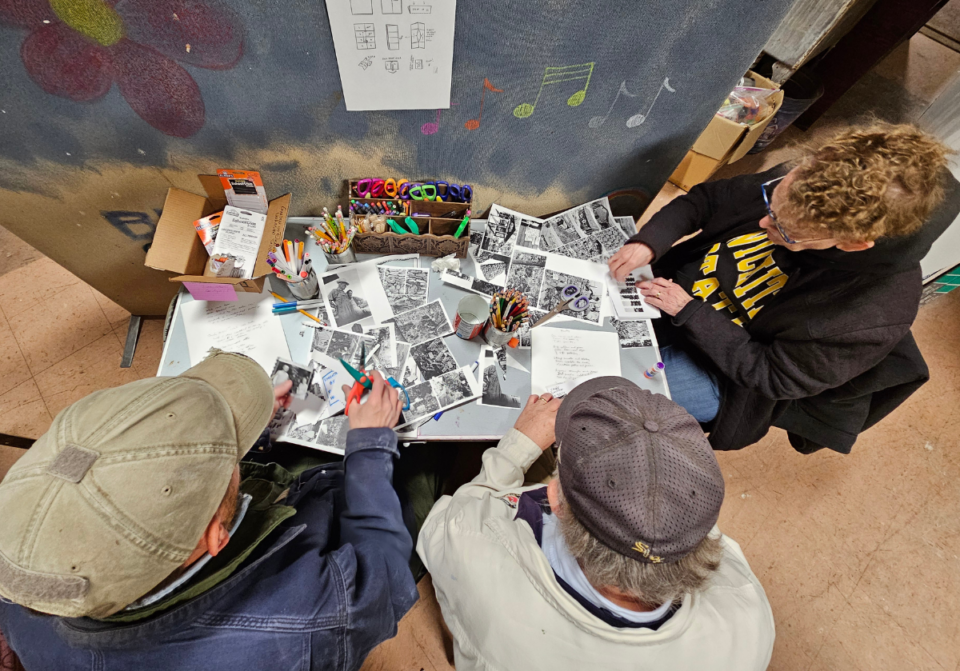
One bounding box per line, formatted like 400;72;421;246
102;462;298;623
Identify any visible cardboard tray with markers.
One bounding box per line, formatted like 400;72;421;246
347;178;471;258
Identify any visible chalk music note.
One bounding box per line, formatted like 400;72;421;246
513;62;595;119
626;77;676;128
421;109;442;135
464;78;503;131
589;81;637;129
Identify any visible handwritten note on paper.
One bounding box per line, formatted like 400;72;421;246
530;327;621;396
180;284;290;373
324;0;457;111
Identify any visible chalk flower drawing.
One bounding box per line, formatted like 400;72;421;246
0;0;244;137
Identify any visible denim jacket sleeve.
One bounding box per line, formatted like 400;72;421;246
336;427;418;667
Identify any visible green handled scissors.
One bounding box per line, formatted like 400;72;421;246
340;342;410;414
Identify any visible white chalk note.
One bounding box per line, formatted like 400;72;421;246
324;0;457;111
530;327;621;396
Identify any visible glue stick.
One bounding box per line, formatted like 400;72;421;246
644;362;665;379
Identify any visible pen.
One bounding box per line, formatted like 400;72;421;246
269;291;324;324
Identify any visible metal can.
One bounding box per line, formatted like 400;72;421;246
454;295;487;340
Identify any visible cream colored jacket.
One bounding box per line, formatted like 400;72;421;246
417;429;775;671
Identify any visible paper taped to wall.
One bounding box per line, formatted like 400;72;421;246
324;0;457;111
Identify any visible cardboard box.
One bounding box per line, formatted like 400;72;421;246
145;175;290;293
669;71;783;191
690;71;784;165
668;150;725;191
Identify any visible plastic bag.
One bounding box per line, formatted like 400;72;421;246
716;87;776;125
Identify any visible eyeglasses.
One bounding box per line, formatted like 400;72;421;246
760;177;831;245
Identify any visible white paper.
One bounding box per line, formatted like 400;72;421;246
181;282;290;373
477;345;524;409
324;0;457;111
209;206;268;279
530;327;621;395
319;262;393;330
606;266;661;319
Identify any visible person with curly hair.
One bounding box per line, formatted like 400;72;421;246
608;123;960;454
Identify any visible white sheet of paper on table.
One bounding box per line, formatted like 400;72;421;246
324;0;457;111
606;265;662;320
530;327;621;396
180;280;290;374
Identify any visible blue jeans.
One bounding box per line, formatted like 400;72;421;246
661;345;721;423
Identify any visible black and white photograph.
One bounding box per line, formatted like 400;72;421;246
322;269;372;328
607;268;661;319
554;236;604;261
480;204;523;255
267;405;296;439
271;357;314;400
374;341;410;384
385;299;453;346
611;318;655;348
364;323;396;367
539;214;581;250
516;308;545;348
588;198;615;229
478;252;510;285
410;337;459;380
615;215;637;238
516;216;543;248
378;267;429;314
538;271;603;323
479;347;522;408
311;326;367;366
440;269;498;298
431;368;475;408
405;379;441;418
468;228;485;258
284;415;351;453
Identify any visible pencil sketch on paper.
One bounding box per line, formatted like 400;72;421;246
354;23;376;50
513;62;594;119
384;58;400;73
408;1;431;13
350;0;373;15
381;0;402;14
386;24;402;50
359;55;374;69
410;22;426;48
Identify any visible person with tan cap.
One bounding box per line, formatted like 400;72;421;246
0;352;417;670
418;379;774;670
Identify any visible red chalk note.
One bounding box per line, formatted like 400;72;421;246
183;282;238;301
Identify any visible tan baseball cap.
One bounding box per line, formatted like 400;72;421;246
0;352;274;618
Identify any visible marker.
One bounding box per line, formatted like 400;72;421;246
644;362;665;379
454;213;471;238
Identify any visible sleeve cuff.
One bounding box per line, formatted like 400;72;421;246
672;298;706;326
345;427;399;458
499;428;545;472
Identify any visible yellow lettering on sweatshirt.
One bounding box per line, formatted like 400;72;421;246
692;277;720;300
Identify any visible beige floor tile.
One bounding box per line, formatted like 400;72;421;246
873;33;960;103
130;319;166;379
0;309;31;397
0;379;53;439
33;334;140;418
0;225;44;278
91;287;132;332
0;257;83;320
9;281;113;375
0;445;26;480
769;584;849;671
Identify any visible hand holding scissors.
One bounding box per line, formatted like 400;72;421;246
340;343;411;418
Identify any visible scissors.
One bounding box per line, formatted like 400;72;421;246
532;284;592;327
445;183;473;203
340;342;411;415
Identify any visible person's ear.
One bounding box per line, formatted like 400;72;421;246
546;478;563;518
836;240;875;252
203;513;231;558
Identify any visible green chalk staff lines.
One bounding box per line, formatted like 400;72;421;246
416;66;675;135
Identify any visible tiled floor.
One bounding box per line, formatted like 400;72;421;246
1;32;959;671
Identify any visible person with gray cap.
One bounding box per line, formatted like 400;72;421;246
418;378;774;670
0;352;417;670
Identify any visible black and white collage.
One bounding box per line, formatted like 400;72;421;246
396;366;481;430
377;266;429;315
268;356;345;452
538;198;632;264
610;317;658;349
478;346;524;409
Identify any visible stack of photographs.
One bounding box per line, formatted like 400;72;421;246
396;366;481;431
504;247;606;324
539;198;631;265
606;266;661;320
478;346;523;409
610;317;658;349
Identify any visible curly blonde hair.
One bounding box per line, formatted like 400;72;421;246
784;123;950;242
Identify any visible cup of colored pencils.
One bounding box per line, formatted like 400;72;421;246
267;238;318;300
307;206;357;264
484;289;529;347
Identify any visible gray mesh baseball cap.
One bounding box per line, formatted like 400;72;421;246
0;352;274;618
556;377;724;564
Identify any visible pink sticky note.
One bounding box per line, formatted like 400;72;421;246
183;282;238;301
